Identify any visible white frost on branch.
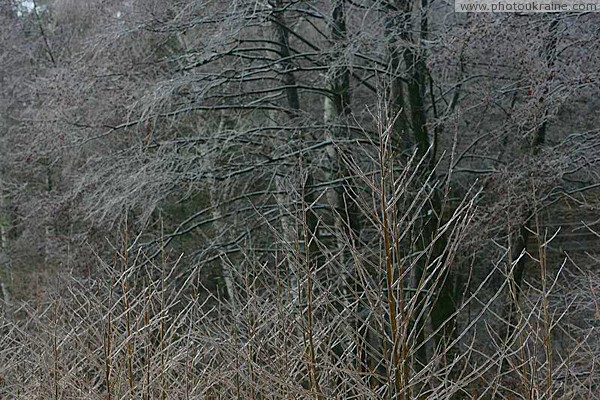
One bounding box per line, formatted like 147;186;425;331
16;0;47;17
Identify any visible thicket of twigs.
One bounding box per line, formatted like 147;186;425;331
1;2;599;399
1;137;597;400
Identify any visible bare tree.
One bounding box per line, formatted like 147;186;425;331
1;1;599;398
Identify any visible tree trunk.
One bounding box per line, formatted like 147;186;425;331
322;0;369;384
388;0;459;369
501;17;558;344
323;0;361;271
269;0;319;304
207;115;236;303
0;192;10;306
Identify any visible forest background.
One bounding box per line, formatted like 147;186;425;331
0;1;599;398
